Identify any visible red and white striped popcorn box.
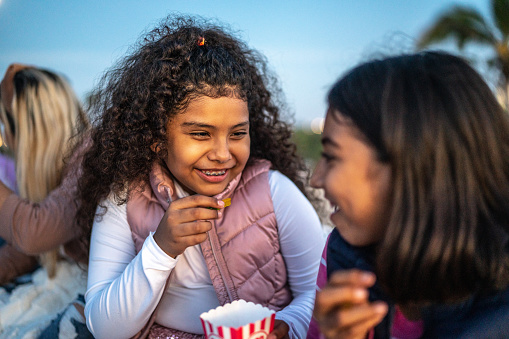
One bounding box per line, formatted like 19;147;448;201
200;299;276;339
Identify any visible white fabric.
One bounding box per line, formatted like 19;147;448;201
0;261;87;339
85;170;324;339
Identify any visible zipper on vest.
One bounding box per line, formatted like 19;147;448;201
208;228;235;302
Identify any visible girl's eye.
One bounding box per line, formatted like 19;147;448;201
321;152;336;163
190;132;209;138
231;131;248;139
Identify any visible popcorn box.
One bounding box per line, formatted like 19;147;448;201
200;300;276;339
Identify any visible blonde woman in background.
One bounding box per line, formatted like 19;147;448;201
0;64;91;338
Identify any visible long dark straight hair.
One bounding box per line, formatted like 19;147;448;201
328;51;509;304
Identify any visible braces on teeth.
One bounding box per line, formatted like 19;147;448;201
202;170;226;176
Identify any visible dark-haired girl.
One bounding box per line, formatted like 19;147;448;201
309;51;509;338
78;15;324;339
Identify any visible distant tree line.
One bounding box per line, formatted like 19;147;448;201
292;128;322;168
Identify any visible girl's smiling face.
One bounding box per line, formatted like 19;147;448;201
164;96;250;197
310;109;392;246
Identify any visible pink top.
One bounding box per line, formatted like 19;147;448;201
0;153;16;191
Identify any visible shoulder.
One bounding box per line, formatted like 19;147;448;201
268;170;301;195
268;169;323;235
95;193;128;224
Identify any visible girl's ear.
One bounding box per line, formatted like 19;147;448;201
151;142;162;154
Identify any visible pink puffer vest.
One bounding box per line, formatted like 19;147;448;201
127;159;292;337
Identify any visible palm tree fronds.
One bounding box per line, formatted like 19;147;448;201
417;6;496;50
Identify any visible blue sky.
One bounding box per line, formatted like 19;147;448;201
0;0;491;126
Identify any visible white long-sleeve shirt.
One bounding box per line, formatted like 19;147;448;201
85;170;324;339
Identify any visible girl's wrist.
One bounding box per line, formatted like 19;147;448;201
153;231;179;258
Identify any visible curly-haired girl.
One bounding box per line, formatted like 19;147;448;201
78;15;324;339
309;51;509;338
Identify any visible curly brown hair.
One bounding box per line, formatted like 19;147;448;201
76;15;311;249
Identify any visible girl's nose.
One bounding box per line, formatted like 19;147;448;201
310;158;325;188
208;139;232;163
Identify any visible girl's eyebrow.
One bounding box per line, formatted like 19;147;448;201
181;122;214;128
181;121;249;129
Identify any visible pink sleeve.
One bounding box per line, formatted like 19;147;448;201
0;150;82;256
306;235;330;339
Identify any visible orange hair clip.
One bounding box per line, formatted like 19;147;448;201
197;37;205;46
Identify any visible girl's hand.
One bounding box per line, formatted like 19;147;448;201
153;195;225;258
313;269;388;339
267;320;289;339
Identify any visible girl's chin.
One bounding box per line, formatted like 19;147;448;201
330;215;366;246
191;184;230;197
330;211;345;228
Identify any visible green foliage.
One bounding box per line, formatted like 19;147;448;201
494;0;509;36
292;128;322;167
